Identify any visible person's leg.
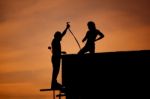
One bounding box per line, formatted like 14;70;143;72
89;44;95;54
51;56;61;89
78;45;88;54
51;62;59;83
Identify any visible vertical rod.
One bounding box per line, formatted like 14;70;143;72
59;90;61;99
53;90;55;99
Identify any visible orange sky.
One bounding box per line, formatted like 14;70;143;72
0;0;150;98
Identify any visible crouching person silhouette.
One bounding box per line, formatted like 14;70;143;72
48;23;70;89
78;21;104;54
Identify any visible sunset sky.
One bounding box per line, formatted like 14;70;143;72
0;0;150;99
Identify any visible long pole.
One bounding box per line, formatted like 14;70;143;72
67;22;81;50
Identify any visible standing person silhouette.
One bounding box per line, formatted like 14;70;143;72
78;21;104;54
48;23;70;89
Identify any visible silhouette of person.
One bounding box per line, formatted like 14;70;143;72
48;23;70;89
78;21;104;54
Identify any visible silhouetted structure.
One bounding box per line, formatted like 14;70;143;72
48;23;70;89
61;50;150;99
40;88;65;99
78;21;104;54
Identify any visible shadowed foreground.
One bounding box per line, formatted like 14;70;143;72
62;50;150;99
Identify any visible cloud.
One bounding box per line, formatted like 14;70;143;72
0;70;47;84
0;0;38;21
0;94;48;99
0;83;50;99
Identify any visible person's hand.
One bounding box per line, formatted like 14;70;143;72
66;23;70;29
82;39;85;42
48;46;51;50
61;51;67;54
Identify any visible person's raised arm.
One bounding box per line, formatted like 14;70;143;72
95;30;104;41
61;24;70;38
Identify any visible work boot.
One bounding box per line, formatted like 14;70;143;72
60;86;66;93
51;82;63;90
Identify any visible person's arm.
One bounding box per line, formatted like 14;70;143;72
82;32;88;42
61;24;70;38
95;30;104;41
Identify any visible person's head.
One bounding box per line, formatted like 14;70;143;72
54;31;61;39
87;21;96;30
